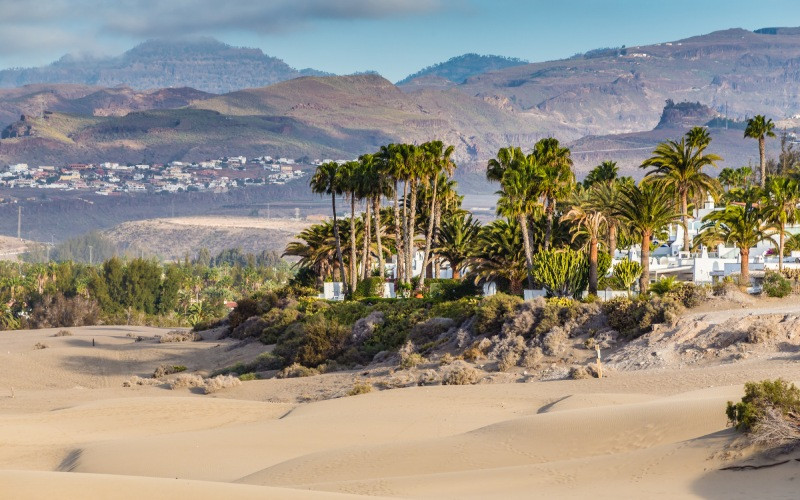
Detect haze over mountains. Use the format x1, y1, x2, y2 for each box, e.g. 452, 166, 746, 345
1, 28, 800, 180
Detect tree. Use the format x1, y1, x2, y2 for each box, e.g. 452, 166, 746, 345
496, 156, 543, 289
531, 249, 591, 298
467, 219, 528, 295
338, 160, 362, 293
762, 177, 800, 272
590, 179, 627, 258
745, 115, 776, 188
378, 144, 406, 282
486, 146, 525, 182
641, 130, 722, 254
434, 213, 480, 279
310, 162, 348, 294
613, 259, 642, 297
615, 181, 682, 294
531, 138, 574, 249
361, 153, 393, 280
418, 140, 456, 288
695, 193, 774, 286
583, 160, 618, 188
563, 187, 607, 295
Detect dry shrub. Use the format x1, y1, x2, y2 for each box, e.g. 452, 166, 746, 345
521, 347, 544, 369
27, 293, 100, 329
350, 311, 385, 344
123, 375, 161, 387
569, 366, 591, 379
408, 317, 455, 345
443, 362, 480, 385
347, 382, 373, 396
169, 373, 205, 389
439, 353, 455, 365
277, 363, 319, 378
541, 326, 568, 356
400, 352, 425, 369
159, 330, 201, 343
203, 375, 241, 394
53, 330, 72, 337
153, 364, 187, 378
33, 342, 48, 350
418, 369, 440, 386
750, 406, 800, 448
497, 351, 520, 372
747, 320, 775, 344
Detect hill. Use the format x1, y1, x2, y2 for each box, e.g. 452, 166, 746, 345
397, 53, 528, 85
0, 38, 329, 94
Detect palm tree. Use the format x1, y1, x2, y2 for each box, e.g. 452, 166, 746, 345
641, 131, 722, 254
434, 213, 480, 279
763, 176, 800, 272
338, 160, 362, 292
591, 180, 626, 258
419, 140, 456, 288
532, 138, 574, 249
309, 163, 348, 294
496, 156, 543, 289
583, 160, 618, 188
467, 219, 528, 295
563, 187, 607, 296
615, 181, 682, 294
745, 115, 776, 188
686, 126, 711, 149
719, 168, 737, 192
361, 153, 393, 280
695, 201, 773, 286
487, 146, 525, 182
378, 144, 406, 282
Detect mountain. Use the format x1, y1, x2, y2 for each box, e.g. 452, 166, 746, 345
0, 38, 330, 94
397, 54, 528, 85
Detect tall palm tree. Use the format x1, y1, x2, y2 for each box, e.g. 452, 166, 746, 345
434, 213, 480, 279
378, 144, 406, 282
744, 115, 776, 188
309, 162, 348, 294
641, 131, 722, 254
583, 160, 618, 188
591, 180, 627, 258
763, 176, 800, 272
419, 140, 456, 288
695, 200, 773, 286
532, 138, 575, 249
563, 187, 607, 296
361, 153, 393, 280
615, 181, 682, 294
496, 156, 543, 289
338, 160, 362, 293
686, 126, 711, 149
487, 146, 525, 182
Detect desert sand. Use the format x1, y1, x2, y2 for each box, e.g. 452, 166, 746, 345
2, 314, 800, 499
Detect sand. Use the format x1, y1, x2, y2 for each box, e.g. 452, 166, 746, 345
3, 312, 800, 498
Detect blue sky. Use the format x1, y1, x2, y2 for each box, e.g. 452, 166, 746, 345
2, 0, 800, 82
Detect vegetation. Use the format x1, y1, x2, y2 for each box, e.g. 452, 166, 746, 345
727, 379, 800, 447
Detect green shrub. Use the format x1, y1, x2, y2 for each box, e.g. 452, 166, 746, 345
650, 276, 680, 296
238, 372, 258, 381
668, 283, 708, 308
213, 352, 284, 376
347, 382, 373, 396
260, 307, 301, 344
400, 352, 425, 369
474, 293, 522, 336
531, 249, 589, 298
601, 295, 684, 339
229, 292, 278, 329
613, 259, 642, 294
353, 277, 384, 299
428, 279, 479, 301
726, 379, 800, 432
274, 314, 350, 368
430, 297, 478, 324
763, 271, 792, 298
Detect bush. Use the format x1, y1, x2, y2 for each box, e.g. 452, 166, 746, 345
668, 283, 708, 308
726, 379, 800, 433
27, 294, 100, 329
747, 320, 775, 344
496, 351, 520, 372
531, 249, 590, 298
763, 271, 792, 298
159, 330, 201, 343
260, 307, 301, 344
33, 342, 48, 350
650, 276, 679, 296
474, 294, 522, 336
430, 297, 478, 324
353, 277, 384, 299
153, 364, 188, 378
428, 279, 479, 301
601, 295, 684, 339
443, 362, 480, 385
347, 382, 373, 396
169, 373, 206, 390
400, 352, 425, 369
238, 372, 258, 381
228, 292, 278, 329
273, 313, 350, 368
408, 317, 454, 345
123, 375, 161, 387
277, 363, 319, 378
53, 330, 72, 337
203, 374, 242, 394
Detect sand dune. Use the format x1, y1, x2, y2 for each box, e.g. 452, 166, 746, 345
4, 323, 800, 498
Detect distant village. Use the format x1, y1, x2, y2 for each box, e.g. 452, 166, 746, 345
0, 155, 348, 196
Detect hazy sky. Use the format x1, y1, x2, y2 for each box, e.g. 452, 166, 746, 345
2, 0, 800, 81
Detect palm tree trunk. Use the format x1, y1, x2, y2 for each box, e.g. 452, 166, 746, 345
418, 176, 439, 287
609, 222, 617, 258
349, 195, 357, 293
779, 222, 785, 273
393, 180, 404, 282
362, 202, 371, 280
373, 196, 385, 281
759, 136, 766, 188
331, 194, 347, 294
519, 214, 535, 290
589, 237, 598, 296
401, 180, 409, 282
545, 198, 554, 250
740, 248, 750, 288
640, 231, 651, 294
433, 204, 442, 279
681, 190, 690, 254
407, 179, 418, 285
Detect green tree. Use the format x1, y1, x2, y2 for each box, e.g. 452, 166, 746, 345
744, 115, 776, 188
613, 258, 642, 297
434, 213, 480, 279
641, 130, 722, 254
763, 176, 800, 272
563, 187, 607, 295
531, 138, 575, 250
467, 219, 528, 295
310, 162, 348, 293
583, 160, 618, 188
419, 140, 456, 288
615, 181, 682, 294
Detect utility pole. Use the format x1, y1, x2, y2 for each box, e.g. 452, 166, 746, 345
88, 245, 93, 265
267, 203, 270, 219
17, 206, 21, 240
